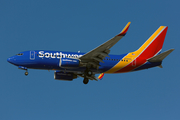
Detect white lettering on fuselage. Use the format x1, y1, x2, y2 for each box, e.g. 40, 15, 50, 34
38, 51, 82, 59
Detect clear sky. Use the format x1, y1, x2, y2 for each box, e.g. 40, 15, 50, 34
0, 0, 180, 120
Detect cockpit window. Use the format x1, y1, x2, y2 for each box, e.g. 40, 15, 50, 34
16, 53, 23, 56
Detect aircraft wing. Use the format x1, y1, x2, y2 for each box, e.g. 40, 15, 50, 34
79, 22, 131, 68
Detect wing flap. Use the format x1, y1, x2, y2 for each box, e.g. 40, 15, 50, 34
92, 57, 104, 63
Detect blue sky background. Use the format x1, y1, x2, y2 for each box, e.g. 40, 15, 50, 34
0, 0, 180, 120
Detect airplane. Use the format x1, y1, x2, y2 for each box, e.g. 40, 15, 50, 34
7, 22, 174, 84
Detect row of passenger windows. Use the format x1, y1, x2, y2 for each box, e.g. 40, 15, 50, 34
104, 58, 129, 62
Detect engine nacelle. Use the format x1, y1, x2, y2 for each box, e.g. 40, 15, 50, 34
59, 58, 80, 68
54, 71, 77, 81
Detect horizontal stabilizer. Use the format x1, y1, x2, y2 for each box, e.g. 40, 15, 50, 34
148, 49, 174, 62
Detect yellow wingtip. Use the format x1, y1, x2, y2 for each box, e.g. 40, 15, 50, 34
118, 22, 131, 36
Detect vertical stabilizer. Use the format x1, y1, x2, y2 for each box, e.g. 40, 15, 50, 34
135, 26, 168, 59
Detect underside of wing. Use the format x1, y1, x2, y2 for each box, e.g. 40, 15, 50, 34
79, 22, 131, 68
77, 73, 104, 81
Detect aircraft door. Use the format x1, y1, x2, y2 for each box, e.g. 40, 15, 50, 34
30, 51, 35, 60
132, 58, 136, 67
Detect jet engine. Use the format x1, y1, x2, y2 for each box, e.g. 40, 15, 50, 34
59, 58, 80, 68
54, 71, 77, 81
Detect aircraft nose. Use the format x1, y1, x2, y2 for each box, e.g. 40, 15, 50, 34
7, 57, 15, 64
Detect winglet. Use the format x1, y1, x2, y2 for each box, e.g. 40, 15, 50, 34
98, 73, 104, 80
118, 22, 131, 36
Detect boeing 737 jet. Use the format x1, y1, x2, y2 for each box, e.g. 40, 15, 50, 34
7, 22, 174, 84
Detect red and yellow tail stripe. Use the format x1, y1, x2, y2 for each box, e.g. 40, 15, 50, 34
105, 26, 168, 73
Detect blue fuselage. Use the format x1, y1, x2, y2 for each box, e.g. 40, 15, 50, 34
7, 50, 161, 74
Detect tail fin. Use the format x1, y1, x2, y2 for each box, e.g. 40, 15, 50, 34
135, 26, 168, 59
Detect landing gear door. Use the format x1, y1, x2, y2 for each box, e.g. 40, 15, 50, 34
30, 51, 35, 60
